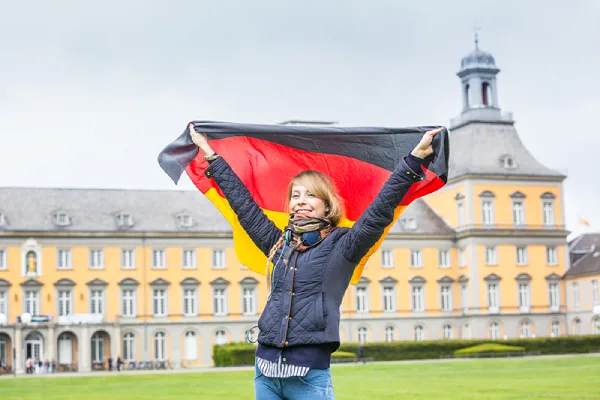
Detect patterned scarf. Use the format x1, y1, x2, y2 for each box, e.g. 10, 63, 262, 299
287, 214, 333, 253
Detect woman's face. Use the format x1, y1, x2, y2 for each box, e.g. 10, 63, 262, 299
289, 184, 327, 218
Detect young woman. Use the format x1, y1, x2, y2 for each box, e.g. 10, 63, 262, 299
190, 124, 442, 400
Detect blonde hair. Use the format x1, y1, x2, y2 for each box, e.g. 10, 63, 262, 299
265, 170, 343, 290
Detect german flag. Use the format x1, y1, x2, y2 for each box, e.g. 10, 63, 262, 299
159, 121, 449, 284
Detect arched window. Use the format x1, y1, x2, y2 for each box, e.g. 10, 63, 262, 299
123, 333, 135, 362
154, 332, 166, 361
490, 322, 500, 340
358, 327, 368, 344
464, 84, 471, 107
184, 331, 197, 361
482, 82, 492, 106
384, 326, 395, 342
414, 325, 425, 341
215, 330, 227, 345
443, 324, 453, 340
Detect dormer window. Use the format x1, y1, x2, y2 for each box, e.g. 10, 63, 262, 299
115, 212, 134, 228
177, 214, 194, 228
54, 212, 71, 227
500, 154, 516, 169
402, 218, 417, 231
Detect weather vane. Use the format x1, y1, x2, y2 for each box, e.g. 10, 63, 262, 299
474, 24, 482, 49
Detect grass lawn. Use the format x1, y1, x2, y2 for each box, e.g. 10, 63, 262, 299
1, 355, 599, 399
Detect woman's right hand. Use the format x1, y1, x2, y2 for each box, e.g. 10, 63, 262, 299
189, 123, 215, 157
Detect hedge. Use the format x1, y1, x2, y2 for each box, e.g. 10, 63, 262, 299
213, 335, 600, 366
454, 343, 525, 356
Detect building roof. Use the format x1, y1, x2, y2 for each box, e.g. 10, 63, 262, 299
0, 187, 453, 236
448, 123, 565, 181
565, 233, 600, 278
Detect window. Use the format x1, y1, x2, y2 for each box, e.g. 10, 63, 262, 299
0, 291, 7, 318
213, 288, 227, 316
542, 200, 555, 226
402, 218, 417, 230
548, 283, 560, 311
411, 286, 425, 312
183, 250, 196, 269
546, 246, 558, 266
381, 250, 393, 268
89, 249, 104, 269
502, 156, 515, 169
481, 200, 495, 225
594, 319, 600, 335
384, 326, 395, 342
551, 321, 561, 337
459, 247, 467, 267
0, 249, 6, 270
183, 289, 197, 316
519, 283, 531, 312
91, 333, 105, 363
154, 332, 166, 361
57, 249, 72, 270
152, 249, 166, 269
573, 319, 581, 335
520, 321, 532, 338
443, 324, 453, 340
356, 287, 368, 313
573, 283, 580, 309
58, 333, 73, 365
58, 290, 72, 317
438, 250, 450, 268
461, 284, 469, 314
358, 327, 368, 344
485, 246, 497, 266
212, 250, 226, 269
383, 286, 395, 312
90, 290, 104, 314
490, 322, 500, 340
153, 289, 167, 317
184, 331, 197, 361
25, 290, 39, 315
512, 201, 525, 226
440, 286, 452, 311
122, 289, 136, 317
178, 214, 194, 228
463, 324, 471, 339
410, 250, 423, 268
123, 333, 135, 362
414, 325, 425, 341
516, 246, 528, 266
215, 330, 227, 345
242, 287, 257, 315
487, 283, 499, 312
121, 249, 135, 269
592, 280, 599, 305
55, 212, 71, 226
457, 200, 465, 226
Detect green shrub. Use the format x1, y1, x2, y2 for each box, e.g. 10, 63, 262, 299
213, 343, 256, 367
454, 343, 525, 356
332, 351, 357, 359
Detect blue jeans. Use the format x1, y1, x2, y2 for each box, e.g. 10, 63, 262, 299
254, 364, 336, 399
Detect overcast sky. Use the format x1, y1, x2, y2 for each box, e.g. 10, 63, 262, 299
1, 0, 598, 238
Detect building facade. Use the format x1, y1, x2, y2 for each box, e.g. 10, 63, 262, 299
0, 40, 593, 374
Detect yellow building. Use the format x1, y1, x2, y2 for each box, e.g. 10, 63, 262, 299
0, 39, 590, 374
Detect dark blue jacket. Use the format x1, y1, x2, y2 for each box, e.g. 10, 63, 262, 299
205, 156, 424, 350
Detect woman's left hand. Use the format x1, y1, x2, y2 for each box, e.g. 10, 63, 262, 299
411, 127, 444, 159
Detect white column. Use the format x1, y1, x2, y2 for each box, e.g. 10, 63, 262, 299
111, 324, 121, 360
79, 325, 90, 372
201, 329, 213, 366
171, 327, 182, 368
14, 326, 24, 374
47, 326, 55, 362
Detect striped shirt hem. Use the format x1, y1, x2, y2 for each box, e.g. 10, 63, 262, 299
257, 356, 310, 378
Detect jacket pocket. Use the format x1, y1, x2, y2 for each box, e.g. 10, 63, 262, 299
313, 292, 326, 330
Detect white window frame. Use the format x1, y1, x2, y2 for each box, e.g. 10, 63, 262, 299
463, 324, 472, 339
91, 333, 105, 364
152, 288, 168, 317
487, 283, 499, 313
551, 321, 561, 337
490, 322, 500, 340
0, 291, 8, 320
459, 247, 467, 267
89, 249, 104, 270
121, 249, 136, 270
438, 250, 450, 269
358, 327, 368, 344
512, 200, 525, 226
58, 290, 73, 317
485, 246, 498, 266
481, 199, 495, 225
90, 289, 104, 315
518, 283, 531, 313
183, 288, 198, 317
215, 330, 227, 345
546, 246, 558, 266
154, 332, 166, 361
184, 331, 198, 361
443, 324, 453, 340
516, 246, 528, 266
411, 285, 425, 312
182, 249, 196, 270
381, 250, 394, 268
548, 282, 560, 312
410, 250, 423, 268
122, 289, 137, 317
24, 290, 40, 315
414, 325, 425, 341
461, 284, 469, 314
212, 249, 226, 269
572, 282, 580, 309
382, 285, 396, 313
242, 287, 257, 316
592, 280, 599, 305
122, 332, 135, 362
384, 326, 395, 342
0, 249, 6, 270
355, 286, 369, 313
152, 249, 166, 269
440, 285, 453, 311
57, 249, 72, 270
213, 287, 228, 316
520, 321, 532, 338
542, 200, 555, 226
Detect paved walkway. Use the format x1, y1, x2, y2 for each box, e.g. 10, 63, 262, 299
2, 353, 598, 379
